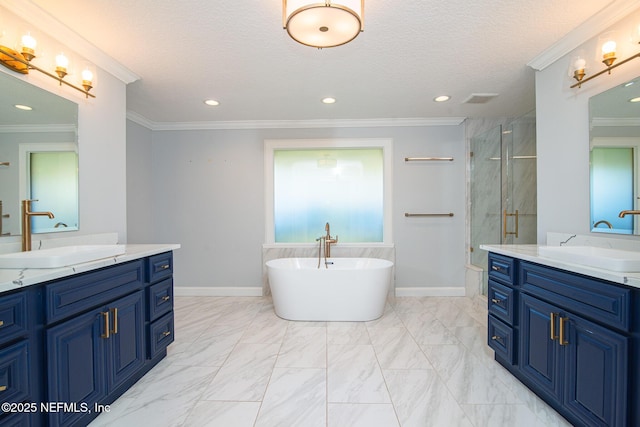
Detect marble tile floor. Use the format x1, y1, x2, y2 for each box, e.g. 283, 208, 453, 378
89, 296, 571, 427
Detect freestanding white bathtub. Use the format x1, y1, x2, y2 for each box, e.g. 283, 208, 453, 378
265, 257, 393, 321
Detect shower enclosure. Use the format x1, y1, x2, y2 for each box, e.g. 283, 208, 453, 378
470, 111, 537, 294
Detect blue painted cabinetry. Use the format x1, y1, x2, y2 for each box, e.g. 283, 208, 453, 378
0, 251, 175, 427
488, 252, 636, 427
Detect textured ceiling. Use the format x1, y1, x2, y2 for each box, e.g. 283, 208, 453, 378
29, 0, 615, 124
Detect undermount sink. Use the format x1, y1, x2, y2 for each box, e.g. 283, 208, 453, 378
538, 245, 640, 272
0, 245, 126, 269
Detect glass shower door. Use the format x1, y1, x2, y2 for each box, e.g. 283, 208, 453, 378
470, 112, 537, 295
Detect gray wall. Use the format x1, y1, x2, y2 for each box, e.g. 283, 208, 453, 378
127, 124, 466, 292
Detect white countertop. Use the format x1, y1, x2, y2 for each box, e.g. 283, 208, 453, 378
0, 244, 180, 293
480, 244, 640, 289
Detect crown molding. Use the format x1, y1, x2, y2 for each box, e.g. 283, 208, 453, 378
0, 123, 77, 133
528, 0, 640, 71
1, 0, 139, 84
126, 112, 466, 131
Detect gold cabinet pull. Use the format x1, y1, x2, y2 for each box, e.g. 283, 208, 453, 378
550, 312, 558, 341
0, 320, 4, 327
101, 311, 110, 339
491, 265, 500, 272
161, 295, 171, 302
0, 385, 7, 391
491, 298, 501, 304
160, 264, 170, 270
162, 330, 171, 338
110, 307, 118, 334
491, 335, 501, 341
559, 316, 569, 346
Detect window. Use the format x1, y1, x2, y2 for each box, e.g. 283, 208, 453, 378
265, 139, 392, 244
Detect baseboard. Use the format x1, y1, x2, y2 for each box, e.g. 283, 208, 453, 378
174, 286, 263, 297
395, 287, 466, 297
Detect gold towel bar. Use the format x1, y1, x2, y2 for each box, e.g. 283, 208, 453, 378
404, 157, 453, 162
0, 162, 9, 166
404, 213, 454, 217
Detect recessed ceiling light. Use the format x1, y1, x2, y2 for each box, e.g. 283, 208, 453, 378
14, 104, 32, 111
433, 95, 450, 102
630, 97, 640, 103
204, 99, 219, 106
322, 97, 336, 104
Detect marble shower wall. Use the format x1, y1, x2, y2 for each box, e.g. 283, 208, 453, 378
262, 245, 395, 295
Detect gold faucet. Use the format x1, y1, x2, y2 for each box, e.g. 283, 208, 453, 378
618, 210, 640, 218
324, 222, 338, 258
21, 199, 54, 251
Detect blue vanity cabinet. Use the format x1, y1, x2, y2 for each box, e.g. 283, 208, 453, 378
487, 253, 519, 365
0, 288, 42, 426
488, 252, 636, 427
145, 252, 174, 360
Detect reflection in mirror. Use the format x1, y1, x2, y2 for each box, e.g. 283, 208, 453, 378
589, 76, 640, 235
0, 71, 79, 237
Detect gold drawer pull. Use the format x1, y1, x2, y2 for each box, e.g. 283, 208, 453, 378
0, 320, 4, 327
491, 335, 503, 342
162, 331, 171, 337
550, 312, 558, 341
0, 385, 7, 391
161, 296, 171, 302
101, 312, 110, 339
110, 307, 118, 334
160, 264, 170, 270
559, 317, 569, 346
491, 265, 500, 271
491, 298, 502, 304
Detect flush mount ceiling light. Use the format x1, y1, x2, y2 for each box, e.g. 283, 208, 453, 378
204, 99, 220, 106
433, 95, 450, 102
322, 97, 336, 104
14, 104, 32, 111
283, 0, 364, 48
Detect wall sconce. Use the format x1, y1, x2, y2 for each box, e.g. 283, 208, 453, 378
0, 32, 96, 98
570, 32, 640, 89
283, 0, 364, 48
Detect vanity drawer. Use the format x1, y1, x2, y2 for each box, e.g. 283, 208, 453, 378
45, 260, 144, 324
0, 292, 28, 346
521, 261, 631, 332
0, 340, 30, 410
148, 312, 174, 359
147, 278, 173, 322
488, 280, 515, 325
488, 315, 516, 365
146, 252, 173, 284
488, 253, 516, 285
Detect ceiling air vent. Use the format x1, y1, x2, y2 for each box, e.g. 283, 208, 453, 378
462, 93, 499, 104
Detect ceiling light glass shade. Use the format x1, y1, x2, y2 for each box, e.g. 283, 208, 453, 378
283, 0, 364, 48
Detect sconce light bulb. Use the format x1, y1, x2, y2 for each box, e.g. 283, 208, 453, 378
20, 32, 36, 61
21, 32, 36, 50
81, 68, 93, 83
602, 40, 616, 55
573, 58, 586, 71
55, 53, 69, 68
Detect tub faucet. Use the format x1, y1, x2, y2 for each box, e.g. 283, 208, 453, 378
618, 210, 640, 218
325, 222, 338, 258
21, 199, 54, 251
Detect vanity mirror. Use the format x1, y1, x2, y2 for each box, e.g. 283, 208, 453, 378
0, 71, 79, 237
589, 76, 640, 235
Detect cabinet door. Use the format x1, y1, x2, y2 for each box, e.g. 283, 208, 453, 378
564, 315, 628, 427
47, 308, 107, 427
108, 291, 145, 391
519, 294, 562, 401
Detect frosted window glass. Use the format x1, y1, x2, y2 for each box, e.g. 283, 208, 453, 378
274, 148, 383, 242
